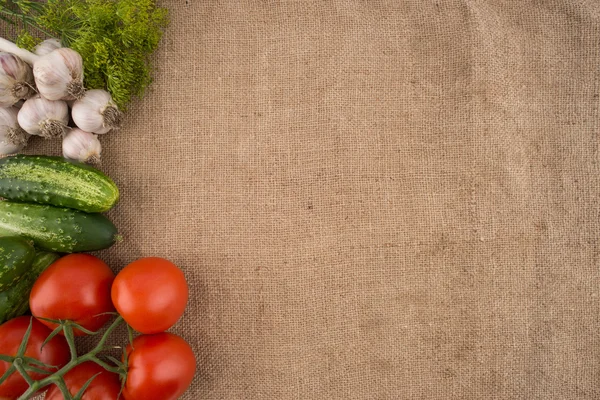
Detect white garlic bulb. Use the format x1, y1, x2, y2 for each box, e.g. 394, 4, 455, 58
71, 89, 122, 134
0, 52, 36, 107
62, 128, 101, 164
33, 48, 84, 101
33, 38, 62, 56
18, 95, 69, 139
0, 106, 29, 155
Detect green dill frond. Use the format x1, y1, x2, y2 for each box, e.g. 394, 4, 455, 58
15, 30, 40, 50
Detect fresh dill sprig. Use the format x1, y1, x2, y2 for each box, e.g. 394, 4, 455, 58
14, 29, 39, 51
1, 0, 168, 109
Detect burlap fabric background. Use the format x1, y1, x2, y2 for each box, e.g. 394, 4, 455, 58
21, 0, 600, 398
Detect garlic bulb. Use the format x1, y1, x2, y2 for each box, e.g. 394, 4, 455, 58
62, 128, 101, 164
0, 106, 29, 155
33, 48, 84, 101
33, 38, 62, 57
18, 95, 69, 139
71, 89, 122, 134
0, 52, 36, 107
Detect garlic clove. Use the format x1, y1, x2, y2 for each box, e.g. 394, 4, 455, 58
0, 52, 36, 107
71, 89, 122, 134
0, 106, 29, 155
33, 38, 62, 57
33, 48, 84, 101
62, 128, 101, 165
18, 95, 69, 139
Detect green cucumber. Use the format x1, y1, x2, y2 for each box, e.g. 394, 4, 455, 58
0, 155, 119, 213
0, 201, 119, 253
0, 236, 35, 290
0, 251, 60, 324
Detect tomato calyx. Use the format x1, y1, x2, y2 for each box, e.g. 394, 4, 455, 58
0, 315, 129, 400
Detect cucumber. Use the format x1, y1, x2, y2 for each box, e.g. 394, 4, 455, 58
0, 236, 35, 290
0, 251, 60, 324
0, 201, 119, 253
0, 155, 119, 213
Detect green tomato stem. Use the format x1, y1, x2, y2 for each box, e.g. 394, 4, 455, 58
91, 315, 124, 353
89, 358, 122, 375
12, 358, 33, 386
63, 323, 78, 361
54, 377, 73, 400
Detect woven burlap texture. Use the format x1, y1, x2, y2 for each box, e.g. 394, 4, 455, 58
23, 0, 600, 398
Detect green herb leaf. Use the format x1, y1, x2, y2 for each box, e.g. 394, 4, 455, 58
15, 29, 40, 50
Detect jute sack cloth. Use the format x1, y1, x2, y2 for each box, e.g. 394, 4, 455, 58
22, 0, 600, 398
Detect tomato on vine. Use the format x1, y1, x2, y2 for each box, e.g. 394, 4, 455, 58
0, 316, 70, 399
122, 333, 196, 400
29, 254, 115, 336
0, 255, 195, 400
111, 257, 188, 334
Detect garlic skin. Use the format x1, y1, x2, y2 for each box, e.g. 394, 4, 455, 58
0, 52, 36, 107
72, 89, 122, 134
0, 107, 29, 155
33, 38, 62, 57
62, 128, 101, 164
33, 48, 84, 101
0, 133, 23, 156
18, 95, 69, 139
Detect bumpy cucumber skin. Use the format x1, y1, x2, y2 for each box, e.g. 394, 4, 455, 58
0, 236, 35, 290
0, 201, 119, 253
0, 251, 60, 324
0, 155, 119, 213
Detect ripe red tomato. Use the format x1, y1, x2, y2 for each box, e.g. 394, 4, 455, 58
0, 316, 70, 399
111, 257, 188, 334
44, 361, 122, 400
122, 333, 196, 400
29, 254, 115, 336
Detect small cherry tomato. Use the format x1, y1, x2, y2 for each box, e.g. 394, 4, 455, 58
30, 254, 115, 336
111, 257, 188, 334
44, 361, 122, 400
0, 316, 70, 399
122, 333, 196, 400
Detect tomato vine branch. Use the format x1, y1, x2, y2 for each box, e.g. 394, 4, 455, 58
14, 315, 127, 400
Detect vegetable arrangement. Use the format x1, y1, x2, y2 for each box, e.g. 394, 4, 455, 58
0, 0, 169, 162
0, 156, 195, 399
0, 1, 196, 398
0, 255, 195, 400
0, 42, 118, 162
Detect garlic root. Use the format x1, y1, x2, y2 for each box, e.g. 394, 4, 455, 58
7, 126, 28, 146
38, 120, 67, 139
